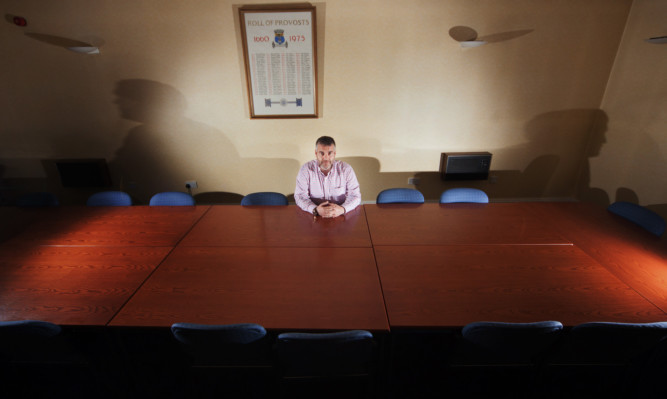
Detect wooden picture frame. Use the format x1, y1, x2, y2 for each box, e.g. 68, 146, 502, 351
239, 6, 318, 118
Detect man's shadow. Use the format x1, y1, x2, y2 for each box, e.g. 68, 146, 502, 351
111, 79, 299, 204
575, 109, 611, 206
111, 79, 241, 203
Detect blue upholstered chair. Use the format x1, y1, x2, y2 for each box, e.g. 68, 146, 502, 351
439, 188, 489, 204
275, 330, 375, 398
0, 320, 62, 339
633, 335, 667, 397
170, 322, 268, 362
241, 192, 288, 206
543, 321, 667, 397
149, 191, 195, 206
376, 188, 424, 204
0, 320, 100, 396
452, 321, 563, 396
170, 323, 270, 397
16, 192, 60, 207
462, 321, 563, 362
86, 191, 132, 206
607, 201, 666, 237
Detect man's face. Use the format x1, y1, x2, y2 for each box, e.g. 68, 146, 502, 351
315, 144, 336, 172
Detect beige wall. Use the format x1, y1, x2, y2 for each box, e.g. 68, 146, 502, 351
582, 0, 667, 222
3, 0, 660, 211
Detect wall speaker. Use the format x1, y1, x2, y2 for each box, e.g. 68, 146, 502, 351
440, 152, 492, 180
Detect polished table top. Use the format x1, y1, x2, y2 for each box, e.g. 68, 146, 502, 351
365, 203, 571, 245
375, 244, 666, 328
527, 202, 667, 314
0, 245, 171, 325
180, 205, 371, 247
1, 202, 665, 329
4, 205, 209, 247
109, 246, 389, 332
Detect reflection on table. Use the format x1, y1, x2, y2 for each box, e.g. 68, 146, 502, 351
0, 245, 171, 325
365, 203, 570, 246
110, 246, 389, 331
180, 205, 371, 247
376, 244, 665, 328
3, 206, 209, 247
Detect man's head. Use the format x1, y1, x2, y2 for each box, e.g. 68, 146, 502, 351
315, 136, 336, 172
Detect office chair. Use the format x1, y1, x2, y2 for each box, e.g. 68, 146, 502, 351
16, 192, 60, 207
86, 191, 132, 206
449, 321, 563, 397
542, 321, 667, 397
241, 192, 289, 206
607, 201, 666, 237
171, 322, 268, 363
633, 335, 667, 397
170, 323, 271, 397
275, 330, 375, 399
0, 319, 62, 340
0, 320, 101, 396
149, 191, 195, 206
376, 188, 425, 204
439, 188, 489, 204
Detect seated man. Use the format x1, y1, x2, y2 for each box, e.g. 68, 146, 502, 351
295, 136, 361, 218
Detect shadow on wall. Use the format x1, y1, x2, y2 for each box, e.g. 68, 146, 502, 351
577, 109, 611, 206
339, 154, 559, 203
412, 154, 561, 202
340, 109, 628, 204
110, 79, 299, 204
111, 79, 236, 204
576, 108, 666, 227
344, 109, 604, 202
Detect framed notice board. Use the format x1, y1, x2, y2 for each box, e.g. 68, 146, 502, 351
239, 6, 318, 118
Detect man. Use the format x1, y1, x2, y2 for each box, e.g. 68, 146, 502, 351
295, 136, 361, 218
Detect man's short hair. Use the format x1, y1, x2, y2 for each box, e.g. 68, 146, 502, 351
315, 136, 336, 148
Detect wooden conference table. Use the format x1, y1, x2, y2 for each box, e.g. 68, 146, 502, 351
0, 202, 665, 330
111, 205, 388, 331
366, 202, 666, 328
0, 206, 208, 325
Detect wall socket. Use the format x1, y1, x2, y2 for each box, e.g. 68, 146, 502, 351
185, 180, 198, 189
408, 177, 420, 185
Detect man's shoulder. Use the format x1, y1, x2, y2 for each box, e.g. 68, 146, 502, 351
299, 159, 318, 171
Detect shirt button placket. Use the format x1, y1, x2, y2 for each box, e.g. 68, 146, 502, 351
323, 174, 329, 200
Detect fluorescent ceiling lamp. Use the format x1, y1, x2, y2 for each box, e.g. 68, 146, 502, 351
460, 40, 487, 48
67, 46, 100, 54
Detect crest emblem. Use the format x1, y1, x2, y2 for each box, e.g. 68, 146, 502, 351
272, 29, 288, 48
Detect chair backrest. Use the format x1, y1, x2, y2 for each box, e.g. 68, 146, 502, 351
440, 188, 489, 204
171, 322, 267, 346
633, 335, 667, 397
86, 191, 132, 206
0, 320, 62, 340
376, 188, 425, 204
543, 321, 667, 397
16, 192, 60, 207
275, 330, 374, 377
0, 320, 98, 396
607, 201, 666, 237
564, 321, 667, 363
170, 322, 268, 365
0, 320, 64, 360
241, 192, 288, 206
462, 321, 563, 362
149, 191, 195, 206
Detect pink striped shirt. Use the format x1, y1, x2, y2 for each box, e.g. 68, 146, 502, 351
295, 160, 361, 214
